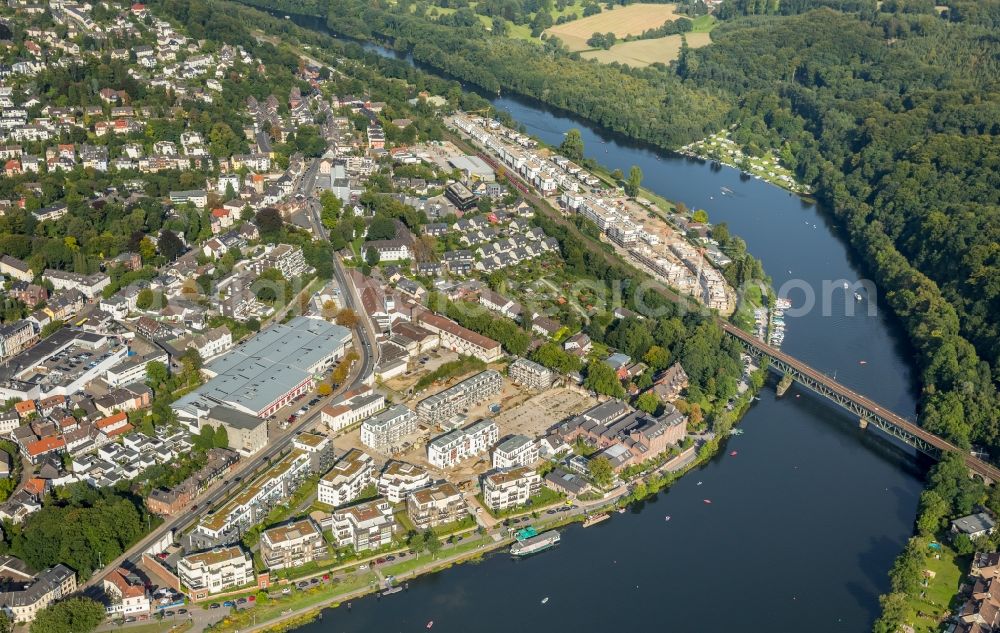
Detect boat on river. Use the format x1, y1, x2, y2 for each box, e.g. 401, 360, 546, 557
511, 530, 560, 557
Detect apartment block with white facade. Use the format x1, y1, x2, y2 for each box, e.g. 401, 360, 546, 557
318, 449, 375, 508
321, 390, 386, 432
260, 518, 327, 571
481, 466, 542, 511
427, 418, 500, 469
329, 499, 396, 552
406, 481, 467, 530
377, 460, 432, 503
177, 546, 254, 597
508, 357, 554, 391
491, 434, 539, 469
415, 370, 503, 424
360, 404, 417, 454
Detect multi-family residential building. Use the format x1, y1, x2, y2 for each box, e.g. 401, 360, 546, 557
0, 561, 77, 624
177, 546, 254, 599
321, 390, 385, 432
260, 518, 327, 571
418, 313, 502, 362
41, 269, 110, 299
508, 357, 554, 391
104, 350, 170, 388
0, 320, 37, 360
427, 419, 500, 469
200, 406, 268, 457
317, 449, 375, 508
377, 460, 431, 503
415, 370, 502, 424
407, 481, 466, 530
481, 466, 542, 512
360, 405, 417, 454
0, 255, 32, 282
247, 244, 309, 279
329, 499, 396, 552
195, 450, 313, 543
102, 567, 150, 617
491, 435, 539, 469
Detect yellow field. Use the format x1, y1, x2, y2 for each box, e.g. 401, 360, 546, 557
580, 31, 712, 67
544, 3, 683, 51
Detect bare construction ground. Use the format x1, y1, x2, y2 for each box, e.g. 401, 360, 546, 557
581, 31, 713, 67
544, 3, 683, 51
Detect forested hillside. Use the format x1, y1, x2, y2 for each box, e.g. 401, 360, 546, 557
684, 7, 1000, 449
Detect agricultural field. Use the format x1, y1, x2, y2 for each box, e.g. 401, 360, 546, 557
581, 31, 712, 67
544, 3, 684, 51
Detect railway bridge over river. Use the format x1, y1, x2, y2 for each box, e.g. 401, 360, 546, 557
721, 322, 1000, 484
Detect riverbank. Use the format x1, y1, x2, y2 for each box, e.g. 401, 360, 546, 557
679, 132, 812, 195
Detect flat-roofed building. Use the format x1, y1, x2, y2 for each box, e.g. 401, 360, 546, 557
508, 357, 554, 391
360, 405, 417, 454
415, 370, 502, 424
201, 406, 267, 457
482, 466, 541, 512
260, 519, 326, 571
177, 546, 253, 599
427, 418, 499, 469
377, 460, 431, 503
406, 481, 466, 530
318, 449, 375, 507
173, 316, 351, 427
492, 434, 538, 469
321, 391, 385, 432
329, 499, 396, 552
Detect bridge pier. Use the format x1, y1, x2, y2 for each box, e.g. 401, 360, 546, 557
859, 418, 868, 430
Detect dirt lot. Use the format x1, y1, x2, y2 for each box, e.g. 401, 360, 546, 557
544, 3, 683, 51
580, 31, 713, 67
494, 387, 596, 439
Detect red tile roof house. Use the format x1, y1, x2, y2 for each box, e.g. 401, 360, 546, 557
24, 436, 66, 464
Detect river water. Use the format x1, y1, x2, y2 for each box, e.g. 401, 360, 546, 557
286, 15, 927, 632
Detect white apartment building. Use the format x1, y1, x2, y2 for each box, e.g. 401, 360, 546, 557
419, 313, 502, 363
196, 450, 313, 542
318, 449, 375, 508
508, 357, 554, 391
42, 269, 110, 299
360, 405, 417, 454
0, 563, 77, 624
321, 391, 386, 432
377, 460, 431, 503
329, 499, 396, 552
103, 567, 150, 617
177, 547, 254, 598
427, 418, 499, 469
481, 466, 542, 512
415, 370, 503, 424
260, 519, 326, 571
492, 434, 539, 469
407, 482, 466, 530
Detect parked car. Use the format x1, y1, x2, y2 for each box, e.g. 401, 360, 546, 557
223, 600, 235, 607
209, 603, 220, 609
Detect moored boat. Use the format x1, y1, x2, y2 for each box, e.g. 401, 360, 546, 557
510, 530, 560, 557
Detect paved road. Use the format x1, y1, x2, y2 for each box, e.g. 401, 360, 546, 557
85, 258, 378, 592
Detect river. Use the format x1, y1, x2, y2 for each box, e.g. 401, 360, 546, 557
285, 15, 927, 632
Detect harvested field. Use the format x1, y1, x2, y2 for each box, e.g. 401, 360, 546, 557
581, 31, 713, 67
544, 3, 683, 51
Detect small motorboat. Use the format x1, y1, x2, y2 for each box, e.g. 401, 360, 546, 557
664, 515, 671, 521
703, 499, 712, 504
427, 622, 434, 629
541, 597, 549, 604
696, 481, 703, 486
859, 360, 867, 365
729, 450, 738, 457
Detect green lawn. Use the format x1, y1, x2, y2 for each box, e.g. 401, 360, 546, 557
901, 537, 968, 633
690, 14, 717, 32
208, 572, 379, 633
381, 537, 488, 577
